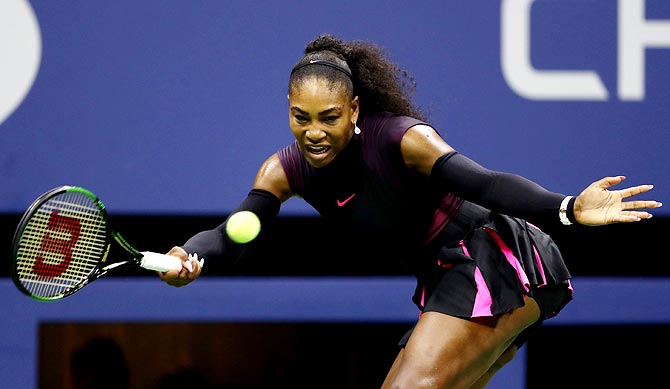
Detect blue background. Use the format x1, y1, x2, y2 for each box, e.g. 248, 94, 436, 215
1, 0, 669, 215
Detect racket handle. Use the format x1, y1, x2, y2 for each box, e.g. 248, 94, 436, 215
139, 251, 183, 272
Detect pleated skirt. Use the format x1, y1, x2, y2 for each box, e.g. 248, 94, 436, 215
406, 200, 574, 343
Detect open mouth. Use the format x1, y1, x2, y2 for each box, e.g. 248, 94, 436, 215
306, 145, 330, 154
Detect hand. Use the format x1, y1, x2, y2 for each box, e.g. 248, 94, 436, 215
158, 246, 204, 287
574, 176, 663, 226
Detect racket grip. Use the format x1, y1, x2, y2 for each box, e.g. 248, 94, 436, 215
139, 251, 183, 272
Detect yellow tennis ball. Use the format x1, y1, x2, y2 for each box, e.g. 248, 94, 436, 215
225, 210, 261, 244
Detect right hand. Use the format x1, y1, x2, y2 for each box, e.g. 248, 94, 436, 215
158, 246, 204, 287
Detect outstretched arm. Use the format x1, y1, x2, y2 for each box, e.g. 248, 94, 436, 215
160, 153, 293, 287
401, 124, 663, 227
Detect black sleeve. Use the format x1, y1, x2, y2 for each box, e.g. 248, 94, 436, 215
430, 151, 572, 227
180, 189, 281, 270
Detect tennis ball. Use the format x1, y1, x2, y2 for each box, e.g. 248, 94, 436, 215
225, 210, 261, 244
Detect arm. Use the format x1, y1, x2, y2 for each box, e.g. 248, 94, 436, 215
400, 124, 565, 226
180, 153, 292, 259
430, 151, 567, 227
400, 125, 661, 227
160, 153, 293, 287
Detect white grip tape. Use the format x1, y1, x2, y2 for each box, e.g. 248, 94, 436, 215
140, 251, 183, 272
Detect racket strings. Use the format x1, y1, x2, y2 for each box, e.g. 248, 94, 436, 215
15, 191, 107, 299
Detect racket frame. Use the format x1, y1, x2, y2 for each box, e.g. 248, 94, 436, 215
11, 186, 147, 301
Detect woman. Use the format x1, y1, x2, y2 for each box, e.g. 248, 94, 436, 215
159, 34, 661, 388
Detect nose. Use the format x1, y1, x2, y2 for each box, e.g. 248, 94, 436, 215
305, 127, 325, 143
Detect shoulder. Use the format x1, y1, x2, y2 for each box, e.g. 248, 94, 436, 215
356, 112, 430, 159
359, 112, 430, 144
400, 124, 454, 176
254, 152, 293, 202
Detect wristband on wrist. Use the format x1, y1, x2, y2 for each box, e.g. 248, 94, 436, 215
559, 196, 576, 225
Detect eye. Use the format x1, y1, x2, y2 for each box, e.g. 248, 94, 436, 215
323, 116, 339, 123
294, 114, 308, 123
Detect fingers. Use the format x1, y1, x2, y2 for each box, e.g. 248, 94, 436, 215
159, 252, 204, 288
614, 210, 654, 222
619, 184, 656, 199
622, 200, 663, 211
592, 176, 659, 203
593, 175, 625, 190
184, 253, 205, 272
593, 175, 657, 195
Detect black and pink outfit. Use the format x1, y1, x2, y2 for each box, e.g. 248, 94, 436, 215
181, 111, 574, 347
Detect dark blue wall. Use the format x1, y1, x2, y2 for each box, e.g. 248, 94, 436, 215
1, 0, 669, 215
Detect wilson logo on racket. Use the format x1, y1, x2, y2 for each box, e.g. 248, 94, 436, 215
33, 210, 81, 278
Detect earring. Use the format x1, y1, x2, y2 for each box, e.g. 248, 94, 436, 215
354, 125, 361, 135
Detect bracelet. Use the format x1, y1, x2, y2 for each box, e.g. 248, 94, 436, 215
559, 196, 574, 225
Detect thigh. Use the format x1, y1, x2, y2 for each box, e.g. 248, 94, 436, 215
383, 297, 541, 388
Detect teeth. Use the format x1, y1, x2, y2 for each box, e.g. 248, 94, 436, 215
307, 146, 327, 153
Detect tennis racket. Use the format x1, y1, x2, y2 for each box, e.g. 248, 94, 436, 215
10, 185, 183, 301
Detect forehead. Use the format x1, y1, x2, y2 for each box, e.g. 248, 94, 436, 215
289, 76, 350, 102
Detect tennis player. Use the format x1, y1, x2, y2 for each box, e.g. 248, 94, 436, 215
160, 34, 662, 387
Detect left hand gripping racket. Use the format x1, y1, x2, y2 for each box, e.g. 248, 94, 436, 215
10, 185, 182, 301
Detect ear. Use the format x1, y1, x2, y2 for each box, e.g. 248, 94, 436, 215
350, 95, 360, 123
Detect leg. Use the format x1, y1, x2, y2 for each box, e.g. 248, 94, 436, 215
468, 344, 518, 389
382, 296, 541, 388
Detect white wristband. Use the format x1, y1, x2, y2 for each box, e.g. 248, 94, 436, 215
559, 196, 573, 226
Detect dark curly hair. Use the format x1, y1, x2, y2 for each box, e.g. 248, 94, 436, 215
288, 34, 426, 121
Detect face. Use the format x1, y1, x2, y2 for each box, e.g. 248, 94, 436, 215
288, 77, 359, 168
